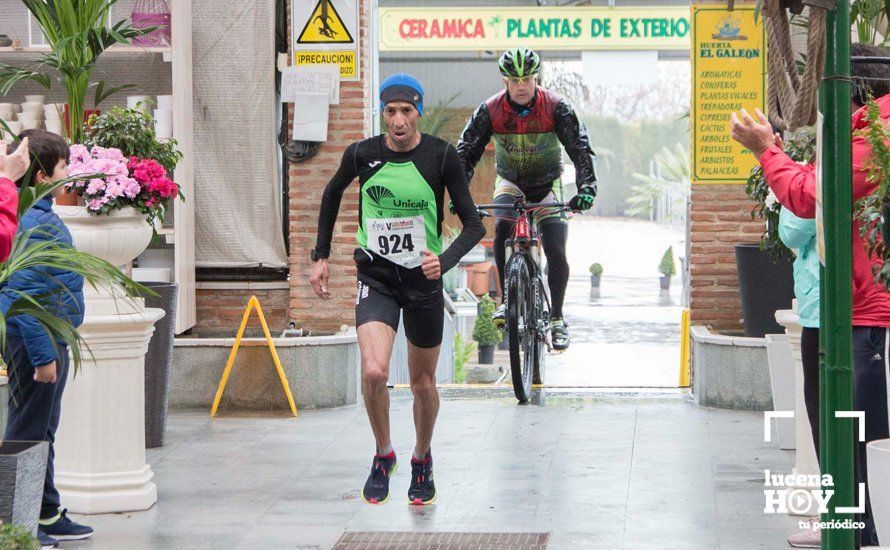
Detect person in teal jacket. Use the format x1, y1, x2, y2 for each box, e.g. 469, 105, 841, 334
778, 206, 820, 460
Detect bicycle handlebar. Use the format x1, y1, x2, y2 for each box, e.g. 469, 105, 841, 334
475, 202, 576, 217
476, 202, 572, 210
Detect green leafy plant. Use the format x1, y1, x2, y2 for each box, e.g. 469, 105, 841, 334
0, 523, 39, 550
627, 143, 690, 220
0, 0, 145, 143
851, 0, 890, 45
588, 263, 603, 276
472, 295, 502, 346
453, 332, 476, 384
84, 107, 183, 174
746, 126, 816, 258
1, 172, 152, 404
658, 246, 676, 277
856, 96, 890, 289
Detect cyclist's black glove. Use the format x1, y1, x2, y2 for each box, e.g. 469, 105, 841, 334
568, 185, 596, 212
448, 199, 455, 214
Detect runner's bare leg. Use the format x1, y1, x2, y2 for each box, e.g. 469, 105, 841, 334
408, 343, 441, 456
358, 321, 397, 452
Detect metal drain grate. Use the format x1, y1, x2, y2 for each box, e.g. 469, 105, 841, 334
333, 532, 549, 549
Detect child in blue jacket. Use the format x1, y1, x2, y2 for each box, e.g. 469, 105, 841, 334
2, 130, 93, 546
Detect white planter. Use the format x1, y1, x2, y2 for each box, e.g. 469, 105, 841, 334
775, 308, 820, 517
54, 205, 153, 267
867, 439, 890, 542
50, 205, 163, 514
54, 304, 163, 514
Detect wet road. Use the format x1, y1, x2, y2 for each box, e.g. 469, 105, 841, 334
544, 217, 685, 388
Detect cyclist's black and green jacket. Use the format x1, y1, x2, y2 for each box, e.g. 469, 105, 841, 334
314, 133, 485, 275
456, 87, 598, 202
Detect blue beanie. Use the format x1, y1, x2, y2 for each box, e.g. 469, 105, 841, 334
380, 73, 424, 116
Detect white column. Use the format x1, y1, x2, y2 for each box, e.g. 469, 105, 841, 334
776, 308, 820, 516
53, 287, 164, 514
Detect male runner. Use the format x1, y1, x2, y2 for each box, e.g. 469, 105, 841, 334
311, 73, 485, 505
457, 47, 598, 350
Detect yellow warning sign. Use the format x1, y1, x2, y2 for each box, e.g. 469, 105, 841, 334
297, 0, 354, 44
294, 50, 356, 79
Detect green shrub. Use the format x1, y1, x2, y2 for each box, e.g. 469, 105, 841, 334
472, 295, 503, 346
658, 246, 676, 277
453, 333, 476, 383
588, 263, 603, 276
84, 106, 183, 175
0, 523, 39, 550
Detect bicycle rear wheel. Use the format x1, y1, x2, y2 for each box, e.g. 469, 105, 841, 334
506, 253, 537, 403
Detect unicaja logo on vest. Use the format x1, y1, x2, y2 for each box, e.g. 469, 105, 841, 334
392, 199, 429, 209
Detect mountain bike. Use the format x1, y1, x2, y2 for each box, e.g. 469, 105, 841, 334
476, 201, 574, 403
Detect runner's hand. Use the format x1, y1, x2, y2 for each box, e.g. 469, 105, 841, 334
34, 360, 57, 384
422, 250, 441, 280
310, 258, 332, 300
568, 185, 595, 212
0, 137, 30, 182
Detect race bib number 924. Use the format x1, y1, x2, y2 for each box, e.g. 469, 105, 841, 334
367, 216, 426, 269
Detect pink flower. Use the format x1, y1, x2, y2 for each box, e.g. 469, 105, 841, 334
149, 177, 178, 199
67, 150, 177, 221
69, 144, 89, 164
85, 178, 106, 194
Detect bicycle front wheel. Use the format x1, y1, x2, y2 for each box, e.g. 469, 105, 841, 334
505, 253, 536, 403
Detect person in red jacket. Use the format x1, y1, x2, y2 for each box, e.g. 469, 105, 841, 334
731, 92, 890, 546
0, 137, 30, 261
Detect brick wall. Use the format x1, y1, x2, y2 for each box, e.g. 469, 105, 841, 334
689, 184, 763, 333
194, 287, 290, 338
288, 0, 372, 333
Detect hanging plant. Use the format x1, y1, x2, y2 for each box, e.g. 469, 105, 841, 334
855, 97, 890, 289
745, 126, 816, 258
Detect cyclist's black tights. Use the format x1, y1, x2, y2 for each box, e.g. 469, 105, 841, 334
494, 212, 569, 320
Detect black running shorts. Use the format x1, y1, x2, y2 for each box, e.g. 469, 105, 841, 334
353, 248, 444, 348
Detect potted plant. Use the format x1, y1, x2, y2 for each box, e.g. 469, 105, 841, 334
658, 246, 676, 290
589, 262, 603, 288
737, 128, 812, 337
59, 142, 182, 263
0, 0, 144, 144
472, 295, 502, 364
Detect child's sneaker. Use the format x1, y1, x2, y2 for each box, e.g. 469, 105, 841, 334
37, 531, 58, 549
39, 508, 94, 541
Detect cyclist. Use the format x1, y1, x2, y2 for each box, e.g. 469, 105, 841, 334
310, 73, 485, 506
457, 47, 598, 351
